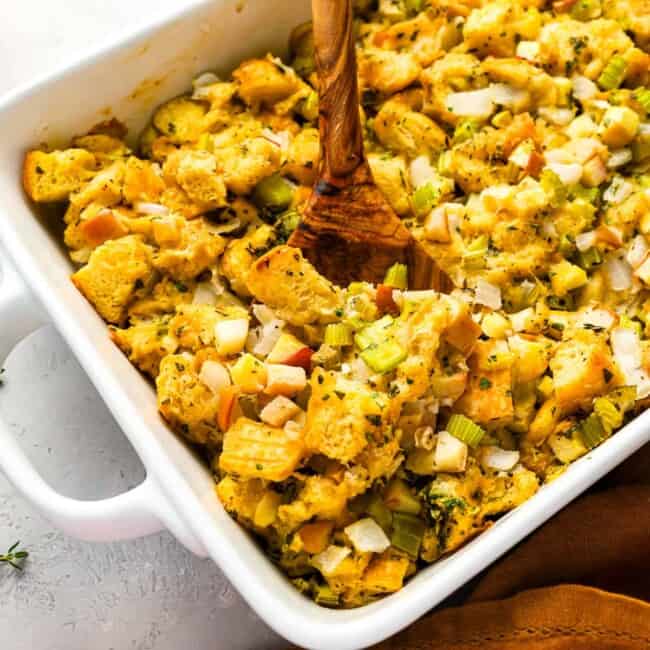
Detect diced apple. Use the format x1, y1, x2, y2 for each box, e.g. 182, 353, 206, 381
260, 396, 302, 427
265, 364, 307, 396
434, 430, 468, 473
283, 346, 313, 372
266, 332, 309, 365
214, 318, 249, 356
230, 353, 268, 393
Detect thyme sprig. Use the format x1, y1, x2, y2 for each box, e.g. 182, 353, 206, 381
0, 541, 29, 571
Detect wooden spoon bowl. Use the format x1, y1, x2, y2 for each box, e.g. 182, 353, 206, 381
289, 0, 451, 292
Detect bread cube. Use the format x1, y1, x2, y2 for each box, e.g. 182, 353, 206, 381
550, 260, 588, 297
246, 246, 343, 326
153, 96, 207, 143
599, 106, 640, 148
72, 235, 153, 324
549, 330, 613, 411
367, 153, 412, 216
233, 56, 302, 108
219, 417, 305, 481
23, 149, 97, 202
156, 354, 221, 444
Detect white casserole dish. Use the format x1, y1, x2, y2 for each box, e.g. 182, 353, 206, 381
0, 1, 649, 647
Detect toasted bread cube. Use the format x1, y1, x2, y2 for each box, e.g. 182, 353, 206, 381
550, 260, 588, 297
23, 149, 97, 202
283, 128, 320, 185
216, 475, 266, 525
123, 156, 165, 204
359, 49, 420, 94
153, 217, 226, 281
215, 137, 282, 195
233, 56, 302, 108
549, 330, 613, 411
508, 334, 552, 383
214, 318, 249, 356
265, 364, 307, 396
246, 246, 343, 326
219, 417, 304, 481
153, 96, 207, 143
111, 317, 178, 377
72, 235, 153, 324
230, 353, 268, 393
367, 153, 412, 216
156, 354, 221, 444
455, 366, 514, 425
599, 106, 640, 148
362, 555, 410, 595
174, 150, 228, 209
70, 160, 125, 209
253, 490, 283, 528
260, 396, 302, 427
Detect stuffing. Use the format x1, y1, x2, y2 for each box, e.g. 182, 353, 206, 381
23, 149, 97, 203
367, 153, 411, 216
233, 55, 303, 109
358, 49, 421, 94
549, 330, 614, 412
219, 417, 305, 481
110, 316, 178, 377
156, 354, 221, 444
246, 246, 344, 325
152, 96, 208, 143
152, 217, 226, 280
282, 128, 320, 185
71, 235, 154, 324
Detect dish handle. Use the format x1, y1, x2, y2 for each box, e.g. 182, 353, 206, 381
0, 252, 207, 555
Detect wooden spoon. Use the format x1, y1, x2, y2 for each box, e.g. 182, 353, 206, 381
288, 0, 451, 292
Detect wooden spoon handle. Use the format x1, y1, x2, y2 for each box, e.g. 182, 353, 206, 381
312, 0, 365, 181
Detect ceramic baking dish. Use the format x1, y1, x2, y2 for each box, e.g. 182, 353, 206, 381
0, 1, 649, 647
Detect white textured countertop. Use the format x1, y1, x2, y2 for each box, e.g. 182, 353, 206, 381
0, 2, 282, 649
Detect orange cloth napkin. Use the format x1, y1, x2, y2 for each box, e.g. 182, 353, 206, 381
374, 443, 650, 650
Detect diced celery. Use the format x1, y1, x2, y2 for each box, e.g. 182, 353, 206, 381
462, 235, 489, 270
275, 209, 301, 242
576, 247, 602, 270
354, 315, 395, 350
607, 385, 637, 412
446, 414, 486, 448
569, 185, 600, 205
390, 513, 425, 558
631, 140, 650, 163
253, 173, 294, 213
540, 169, 568, 208
405, 0, 425, 14
412, 183, 440, 217
384, 262, 408, 290
324, 323, 353, 347
546, 294, 575, 311
453, 119, 479, 144
300, 91, 319, 121
579, 412, 608, 449
593, 397, 623, 434
634, 88, 650, 114
367, 493, 393, 532
314, 583, 340, 607
597, 56, 627, 91
361, 341, 407, 373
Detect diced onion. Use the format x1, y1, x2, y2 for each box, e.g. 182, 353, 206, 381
133, 202, 169, 216
544, 162, 583, 185
575, 230, 597, 252
626, 235, 649, 269
571, 75, 598, 101
538, 107, 575, 126
193, 282, 218, 306
211, 218, 242, 235
515, 40, 540, 61
511, 308, 534, 332
214, 319, 249, 355
489, 83, 528, 108
481, 446, 520, 471
603, 177, 634, 205
311, 545, 351, 575
193, 71, 220, 88
435, 430, 468, 473
252, 320, 285, 357
474, 278, 502, 310
603, 254, 633, 291
344, 518, 391, 553
445, 88, 495, 119
253, 303, 279, 326
607, 149, 632, 169
199, 360, 231, 395
611, 327, 650, 399
409, 155, 436, 189
578, 307, 615, 330
261, 128, 291, 150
